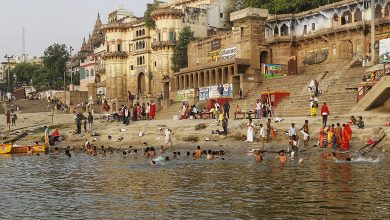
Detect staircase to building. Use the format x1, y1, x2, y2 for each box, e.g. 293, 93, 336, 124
156, 60, 369, 119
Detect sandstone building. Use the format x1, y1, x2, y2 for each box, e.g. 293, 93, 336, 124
173, 0, 390, 99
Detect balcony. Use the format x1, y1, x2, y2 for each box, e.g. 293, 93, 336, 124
151, 41, 176, 50
102, 51, 129, 60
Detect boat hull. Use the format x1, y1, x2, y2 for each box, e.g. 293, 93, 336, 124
0, 144, 13, 154
11, 145, 47, 154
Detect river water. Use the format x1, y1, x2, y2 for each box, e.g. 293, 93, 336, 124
1, 150, 389, 219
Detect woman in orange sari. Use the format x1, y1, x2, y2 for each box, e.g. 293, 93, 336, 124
341, 124, 352, 150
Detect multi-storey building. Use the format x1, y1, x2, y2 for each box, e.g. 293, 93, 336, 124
84, 0, 228, 102
172, 0, 390, 98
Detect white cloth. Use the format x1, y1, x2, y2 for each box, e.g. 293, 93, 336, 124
146, 105, 150, 114
256, 102, 261, 110
260, 127, 265, 138
246, 122, 254, 142
164, 129, 171, 144
288, 127, 297, 137
301, 130, 309, 141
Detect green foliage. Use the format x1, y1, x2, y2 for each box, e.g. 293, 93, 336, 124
224, 0, 342, 27
13, 63, 42, 85
172, 26, 194, 73
144, 0, 160, 29
42, 43, 69, 89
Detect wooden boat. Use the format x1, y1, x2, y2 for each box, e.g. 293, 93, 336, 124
11, 144, 48, 154
0, 144, 48, 154
0, 144, 13, 154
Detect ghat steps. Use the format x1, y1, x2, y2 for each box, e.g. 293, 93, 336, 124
156, 61, 369, 119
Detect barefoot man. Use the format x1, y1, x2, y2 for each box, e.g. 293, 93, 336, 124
300, 120, 310, 146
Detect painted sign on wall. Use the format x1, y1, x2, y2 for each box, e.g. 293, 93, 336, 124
177, 89, 195, 101
379, 38, 390, 64
199, 84, 233, 101
221, 47, 237, 61
263, 64, 282, 79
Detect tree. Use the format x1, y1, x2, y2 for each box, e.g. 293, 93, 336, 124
144, 0, 160, 29
225, 0, 341, 21
42, 43, 69, 89
172, 26, 194, 73
12, 62, 42, 86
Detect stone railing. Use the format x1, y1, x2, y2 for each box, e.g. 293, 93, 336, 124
102, 51, 129, 60
151, 41, 177, 50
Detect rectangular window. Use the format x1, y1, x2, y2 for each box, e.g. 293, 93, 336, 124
220, 13, 223, 18
312, 23, 315, 31
117, 44, 122, 52
240, 27, 244, 36
303, 25, 307, 34
169, 32, 175, 41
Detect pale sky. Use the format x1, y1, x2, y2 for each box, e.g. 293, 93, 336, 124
0, 0, 156, 60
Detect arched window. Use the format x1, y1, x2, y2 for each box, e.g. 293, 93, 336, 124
354, 8, 362, 22
274, 26, 279, 36
142, 56, 145, 64
341, 10, 352, 25
90, 69, 94, 77
375, 4, 383, 19
280, 24, 289, 36
142, 29, 145, 35
86, 69, 90, 77
136, 30, 139, 37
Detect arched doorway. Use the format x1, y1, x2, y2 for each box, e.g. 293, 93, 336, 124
339, 40, 353, 60
260, 51, 269, 78
341, 11, 352, 25
375, 4, 383, 19
280, 24, 289, 36
138, 72, 146, 94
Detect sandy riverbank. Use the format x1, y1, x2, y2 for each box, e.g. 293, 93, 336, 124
1, 109, 389, 154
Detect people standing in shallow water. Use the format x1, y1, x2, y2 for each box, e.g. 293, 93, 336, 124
300, 120, 310, 147
246, 118, 254, 142
255, 150, 263, 163
278, 150, 287, 163
194, 146, 202, 159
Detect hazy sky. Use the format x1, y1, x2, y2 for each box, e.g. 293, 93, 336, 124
0, 0, 156, 60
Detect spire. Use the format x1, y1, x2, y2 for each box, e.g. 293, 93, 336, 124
95, 12, 102, 28
80, 37, 87, 51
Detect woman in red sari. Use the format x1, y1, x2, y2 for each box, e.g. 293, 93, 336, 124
341, 124, 352, 150
149, 101, 156, 120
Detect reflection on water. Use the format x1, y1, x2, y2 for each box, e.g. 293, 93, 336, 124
1, 150, 389, 219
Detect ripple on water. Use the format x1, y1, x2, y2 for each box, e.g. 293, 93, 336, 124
1, 152, 390, 219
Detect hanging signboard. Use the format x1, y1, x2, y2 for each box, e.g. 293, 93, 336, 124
263, 64, 282, 79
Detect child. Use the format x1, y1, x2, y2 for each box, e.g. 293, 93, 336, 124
194, 145, 202, 158
278, 150, 287, 163
357, 116, 364, 129
255, 150, 263, 162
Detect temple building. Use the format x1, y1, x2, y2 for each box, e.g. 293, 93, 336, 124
172, 0, 390, 99
82, 0, 228, 102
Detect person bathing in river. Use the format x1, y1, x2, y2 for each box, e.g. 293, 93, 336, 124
164, 128, 173, 149
194, 146, 202, 159
255, 150, 263, 163
278, 150, 287, 163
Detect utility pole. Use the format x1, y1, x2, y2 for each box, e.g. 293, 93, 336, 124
370, 0, 375, 65
69, 46, 74, 89
4, 55, 14, 100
